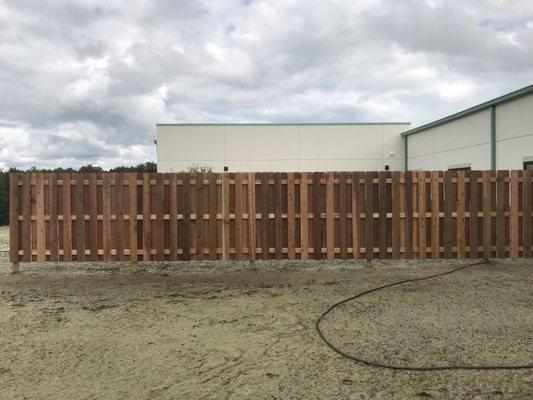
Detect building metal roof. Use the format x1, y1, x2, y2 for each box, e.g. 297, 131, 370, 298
401, 84, 533, 137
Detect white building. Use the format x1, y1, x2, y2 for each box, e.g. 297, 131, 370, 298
156, 122, 410, 172
403, 85, 533, 171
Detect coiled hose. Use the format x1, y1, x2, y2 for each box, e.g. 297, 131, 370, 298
316, 261, 533, 370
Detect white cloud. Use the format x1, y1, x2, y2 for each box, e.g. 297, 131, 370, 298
0, 0, 532, 169
437, 81, 475, 101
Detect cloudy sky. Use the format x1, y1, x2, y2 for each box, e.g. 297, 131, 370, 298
1, 0, 532, 169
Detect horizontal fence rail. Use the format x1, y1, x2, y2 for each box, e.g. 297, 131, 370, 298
8, 171, 533, 265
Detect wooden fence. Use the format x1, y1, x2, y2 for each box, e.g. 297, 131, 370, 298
8, 171, 533, 268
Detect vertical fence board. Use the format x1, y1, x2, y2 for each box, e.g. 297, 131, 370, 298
207, 174, 217, 261
194, 173, 204, 261
444, 171, 454, 258
300, 172, 309, 261
509, 170, 519, 259
456, 171, 466, 259
234, 173, 243, 259
115, 174, 125, 261
267, 173, 275, 259
417, 171, 427, 259
391, 171, 401, 259
378, 172, 388, 259
523, 171, 532, 258
247, 173, 256, 260
518, 170, 523, 259
274, 173, 283, 260
260, 173, 269, 260
152, 174, 163, 261
208, 174, 217, 261
73, 174, 85, 261
482, 171, 492, 259
30, 174, 36, 259
142, 173, 151, 261
313, 172, 323, 260
129, 173, 138, 263
287, 172, 296, 260
326, 172, 335, 260
222, 173, 230, 261
61, 173, 72, 262
49, 174, 59, 262
430, 171, 440, 259
35, 173, 45, 262
352, 172, 363, 259
404, 171, 413, 259
338, 172, 347, 259
168, 173, 178, 261
385, 171, 392, 259
496, 171, 507, 258
102, 174, 112, 261
469, 171, 480, 259
182, 174, 191, 261
365, 172, 375, 261
87, 174, 98, 261
108, 173, 116, 261
188, 174, 197, 259
9, 173, 19, 263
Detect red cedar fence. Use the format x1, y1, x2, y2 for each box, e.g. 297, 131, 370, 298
8, 171, 533, 267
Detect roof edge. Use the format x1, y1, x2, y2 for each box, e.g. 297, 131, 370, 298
401, 84, 533, 137
157, 122, 411, 127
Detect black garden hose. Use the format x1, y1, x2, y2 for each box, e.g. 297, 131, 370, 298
316, 261, 533, 371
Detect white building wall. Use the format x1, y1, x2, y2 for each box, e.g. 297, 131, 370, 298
407, 109, 491, 170
406, 91, 533, 171
495, 92, 533, 169
157, 123, 409, 172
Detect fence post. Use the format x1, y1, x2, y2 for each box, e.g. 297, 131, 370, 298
482, 170, 492, 259
235, 173, 243, 259
524, 171, 532, 259
247, 173, 256, 267
222, 173, 230, 261
430, 171, 440, 259
9, 173, 20, 273
509, 170, 519, 259
300, 172, 309, 261
364, 171, 375, 262
326, 172, 335, 260
352, 172, 362, 259
129, 172, 139, 271
287, 173, 296, 260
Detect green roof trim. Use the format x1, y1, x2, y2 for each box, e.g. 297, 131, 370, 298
401, 84, 533, 137
157, 122, 411, 126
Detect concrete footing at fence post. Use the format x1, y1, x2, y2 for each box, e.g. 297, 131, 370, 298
130, 262, 138, 273
249, 260, 256, 271
12, 263, 20, 274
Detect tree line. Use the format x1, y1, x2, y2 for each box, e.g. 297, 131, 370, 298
0, 162, 157, 226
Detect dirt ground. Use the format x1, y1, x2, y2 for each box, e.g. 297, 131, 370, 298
0, 226, 532, 399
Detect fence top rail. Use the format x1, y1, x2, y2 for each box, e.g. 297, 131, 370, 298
9, 170, 525, 175
10, 170, 526, 187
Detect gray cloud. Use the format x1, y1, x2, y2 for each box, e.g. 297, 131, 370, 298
0, 0, 532, 169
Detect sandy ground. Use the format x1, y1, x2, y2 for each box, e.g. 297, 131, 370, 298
0, 226, 532, 399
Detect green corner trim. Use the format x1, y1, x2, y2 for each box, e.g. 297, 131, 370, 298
490, 106, 496, 171
404, 136, 408, 171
